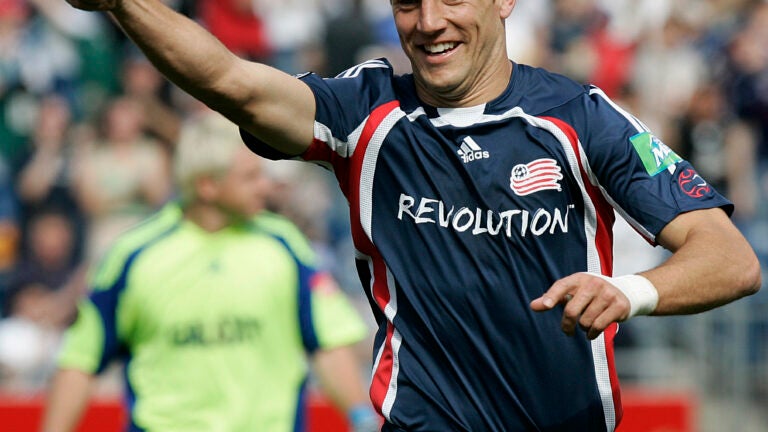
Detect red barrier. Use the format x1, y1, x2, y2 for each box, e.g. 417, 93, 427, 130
0, 386, 695, 432
618, 388, 697, 432
0, 393, 350, 432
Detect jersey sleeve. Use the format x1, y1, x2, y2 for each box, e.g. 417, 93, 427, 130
58, 206, 180, 374
57, 300, 106, 374
553, 86, 733, 243
57, 260, 131, 374
240, 59, 398, 195
307, 272, 368, 351
256, 212, 368, 353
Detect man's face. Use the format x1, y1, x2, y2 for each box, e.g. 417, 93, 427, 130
213, 148, 270, 221
392, 0, 514, 106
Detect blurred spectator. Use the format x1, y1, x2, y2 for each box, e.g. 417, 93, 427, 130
15, 93, 85, 262
256, 0, 324, 74
322, 0, 374, 77
120, 52, 181, 151
0, 0, 87, 164
0, 153, 18, 296
0, 0, 35, 163
504, 0, 551, 66
674, 83, 757, 210
356, 0, 410, 74
547, 0, 601, 72
197, 0, 271, 62
27, 0, 118, 110
0, 209, 83, 393
631, 13, 707, 139
2, 209, 82, 321
676, 84, 729, 179
72, 96, 171, 262
263, 160, 333, 249
719, 1, 768, 268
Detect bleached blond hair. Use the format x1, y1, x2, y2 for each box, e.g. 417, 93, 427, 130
173, 112, 244, 203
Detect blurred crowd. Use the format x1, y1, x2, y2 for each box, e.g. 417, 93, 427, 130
0, 0, 766, 398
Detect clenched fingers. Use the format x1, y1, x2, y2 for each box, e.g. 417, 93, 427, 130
531, 273, 632, 339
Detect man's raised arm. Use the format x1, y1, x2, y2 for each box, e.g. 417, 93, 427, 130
67, 0, 315, 156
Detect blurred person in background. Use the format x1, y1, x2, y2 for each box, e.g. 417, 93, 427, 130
42, 112, 379, 432
255, 0, 324, 74
0, 209, 83, 393
674, 81, 758, 217
0, 0, 99, 165
72, 95, 171, 262
631, 13, 707, 141
119, 51, 181, 151
720, 1, 768, 266
62, 0, 761, 430
15, 93, 85, 263
322, 0, 375, 77
196, 0, 271, 62
0, 152, 18, 299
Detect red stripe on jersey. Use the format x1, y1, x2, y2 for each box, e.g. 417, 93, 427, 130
540, 116, 615, 274
541, 116, 622, 425
368, 259, 396, 416
303, 137, 353, 199
348, 100, 400, 255
346, 100, 401, 416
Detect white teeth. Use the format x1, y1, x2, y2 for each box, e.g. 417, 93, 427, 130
424, 42, 456, 54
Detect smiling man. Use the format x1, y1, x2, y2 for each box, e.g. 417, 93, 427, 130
62, 0, 761, 431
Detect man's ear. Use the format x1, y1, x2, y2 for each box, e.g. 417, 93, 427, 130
499, 0, 516, 19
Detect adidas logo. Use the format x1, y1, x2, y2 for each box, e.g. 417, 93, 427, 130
457, 137, 490, 164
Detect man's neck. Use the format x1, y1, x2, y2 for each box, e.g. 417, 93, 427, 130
416, 58, 513, 108
183, 203, 231, 232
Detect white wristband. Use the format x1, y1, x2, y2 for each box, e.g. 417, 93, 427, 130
593, 274, 659, 318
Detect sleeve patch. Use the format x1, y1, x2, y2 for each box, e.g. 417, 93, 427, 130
630, 132, 682, 176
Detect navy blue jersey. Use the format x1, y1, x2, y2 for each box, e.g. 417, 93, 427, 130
242, 59, 731, 431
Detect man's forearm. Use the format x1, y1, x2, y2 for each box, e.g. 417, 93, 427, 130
312, 346, 371, 413
107, 0, 245, 111
644, 208, 761, 315
42, 368, 96, 432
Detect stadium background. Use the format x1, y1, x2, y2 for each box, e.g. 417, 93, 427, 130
0, 0, 767, 430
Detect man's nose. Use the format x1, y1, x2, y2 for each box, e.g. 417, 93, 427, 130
417, 0, 448, 34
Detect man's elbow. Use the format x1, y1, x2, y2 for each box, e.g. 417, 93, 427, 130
736, 254, 762, 298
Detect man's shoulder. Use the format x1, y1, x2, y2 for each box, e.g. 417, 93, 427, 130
88, 204, 182, 289
510, 63, 590, 115
305, 57, 401, 100
252, 211, 316, 266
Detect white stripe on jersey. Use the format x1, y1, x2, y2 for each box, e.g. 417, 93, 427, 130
314, 120, 365, 158
381, 267, 402, 421
589, 87, 649, 133
511, 108, 617, 432
337, 59, 390, 79
360, 251, 402, 423
587, 88, 657, 241
597, 184, 655, 242
591, 334, 617, 431
360, 108, 406, 242
406, 107, 427, 122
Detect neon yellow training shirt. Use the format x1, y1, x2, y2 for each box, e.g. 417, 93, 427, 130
58, 204, 369, 431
